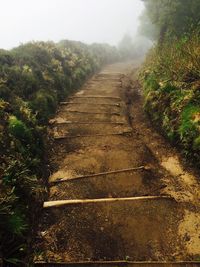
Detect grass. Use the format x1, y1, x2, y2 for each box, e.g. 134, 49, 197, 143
0, 40, 119, 265
140, 30, 200, 164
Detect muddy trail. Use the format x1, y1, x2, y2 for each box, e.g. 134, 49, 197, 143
34, 62, 200, 266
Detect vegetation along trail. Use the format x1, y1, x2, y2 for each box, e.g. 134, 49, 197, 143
34, 62, 200, 266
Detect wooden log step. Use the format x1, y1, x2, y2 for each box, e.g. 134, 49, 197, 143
99, 72, 123, 74
64, 110, 121, 116
92, 79, 121, 82
43, 196, 174, 208
34, 261, 200, 267
94, 75, 121, 78
52, 121, 126, 125
60, 102, 121, 107
50, 166, 146, 184
54, 131, 132, 140
97, 75, 122, 77
69, 96, 121, 100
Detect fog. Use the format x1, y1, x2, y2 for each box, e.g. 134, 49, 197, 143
0, 0, 144, 49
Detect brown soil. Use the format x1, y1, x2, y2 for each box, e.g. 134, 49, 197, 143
34, 62, 200, 263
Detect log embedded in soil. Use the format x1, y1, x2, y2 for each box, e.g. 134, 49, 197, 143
69, 96, 121, 100
54, 131, 132, 139
52, 121, 126, 125
51, 166, 146, 184
43, 196, 174, 208
92, 79, 121, 82
98, 72, 123, 75
34, 260, 200, 266
60, 102, 121, 107
64, 110, 121, 115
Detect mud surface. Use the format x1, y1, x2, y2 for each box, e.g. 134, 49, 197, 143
34, 62, 200, 263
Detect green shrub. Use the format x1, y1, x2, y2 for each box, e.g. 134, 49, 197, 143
178, 104, 200, 142
140, 30, 200, 164
0, 39, 119, 265
30, 90, 57, 122
144, 73, 160, 92
8, 116, 32, 142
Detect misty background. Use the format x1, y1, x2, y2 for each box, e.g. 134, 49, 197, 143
0, 0, 144, 49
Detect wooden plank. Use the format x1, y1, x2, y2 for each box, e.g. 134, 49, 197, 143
43, 196, 174, 208
54, 131, 132, 140
50, 166, 146, 184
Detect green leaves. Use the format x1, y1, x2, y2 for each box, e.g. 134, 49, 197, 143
8, 116, 32, 142
178, 104, 200, 141
141, 28, 200, 164
0, 39, 119, 264
141, 0, 200, 41
6, 213, 27, 236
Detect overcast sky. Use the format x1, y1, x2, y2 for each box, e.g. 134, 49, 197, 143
0, 0, 144, 49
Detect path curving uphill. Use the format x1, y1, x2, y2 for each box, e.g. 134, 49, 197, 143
34, 62, 200, 267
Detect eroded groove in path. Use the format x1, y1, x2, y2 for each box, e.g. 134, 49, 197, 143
34, 62, 200, 265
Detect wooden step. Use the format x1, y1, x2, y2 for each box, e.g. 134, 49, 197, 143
34, 261, 200, 267
69, 96, 121, 100
51, 121, 126, 125
60, 102, 121, 107
35, 198, 187, 261
54, 131, 132, 140
50, 166, 146, 184
43, 196, 173, 208
64, 110, 121, 115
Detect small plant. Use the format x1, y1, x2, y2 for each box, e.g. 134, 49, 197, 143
0, 39, 120, 264
8, 115, 32, 142
140, 29, 200, 164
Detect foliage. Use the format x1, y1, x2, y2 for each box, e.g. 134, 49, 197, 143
139, 0, 200, 163
8, 116, 32, 142
140, 30, 200, 163
0, 40, 119, 265
140, 0, 200, 41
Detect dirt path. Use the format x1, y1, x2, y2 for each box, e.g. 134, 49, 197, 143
34, 62, 200, 265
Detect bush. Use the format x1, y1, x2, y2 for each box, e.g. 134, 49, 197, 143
0, 39, 119, 265
140, 30, 200, 164
8, 116, 32, 142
